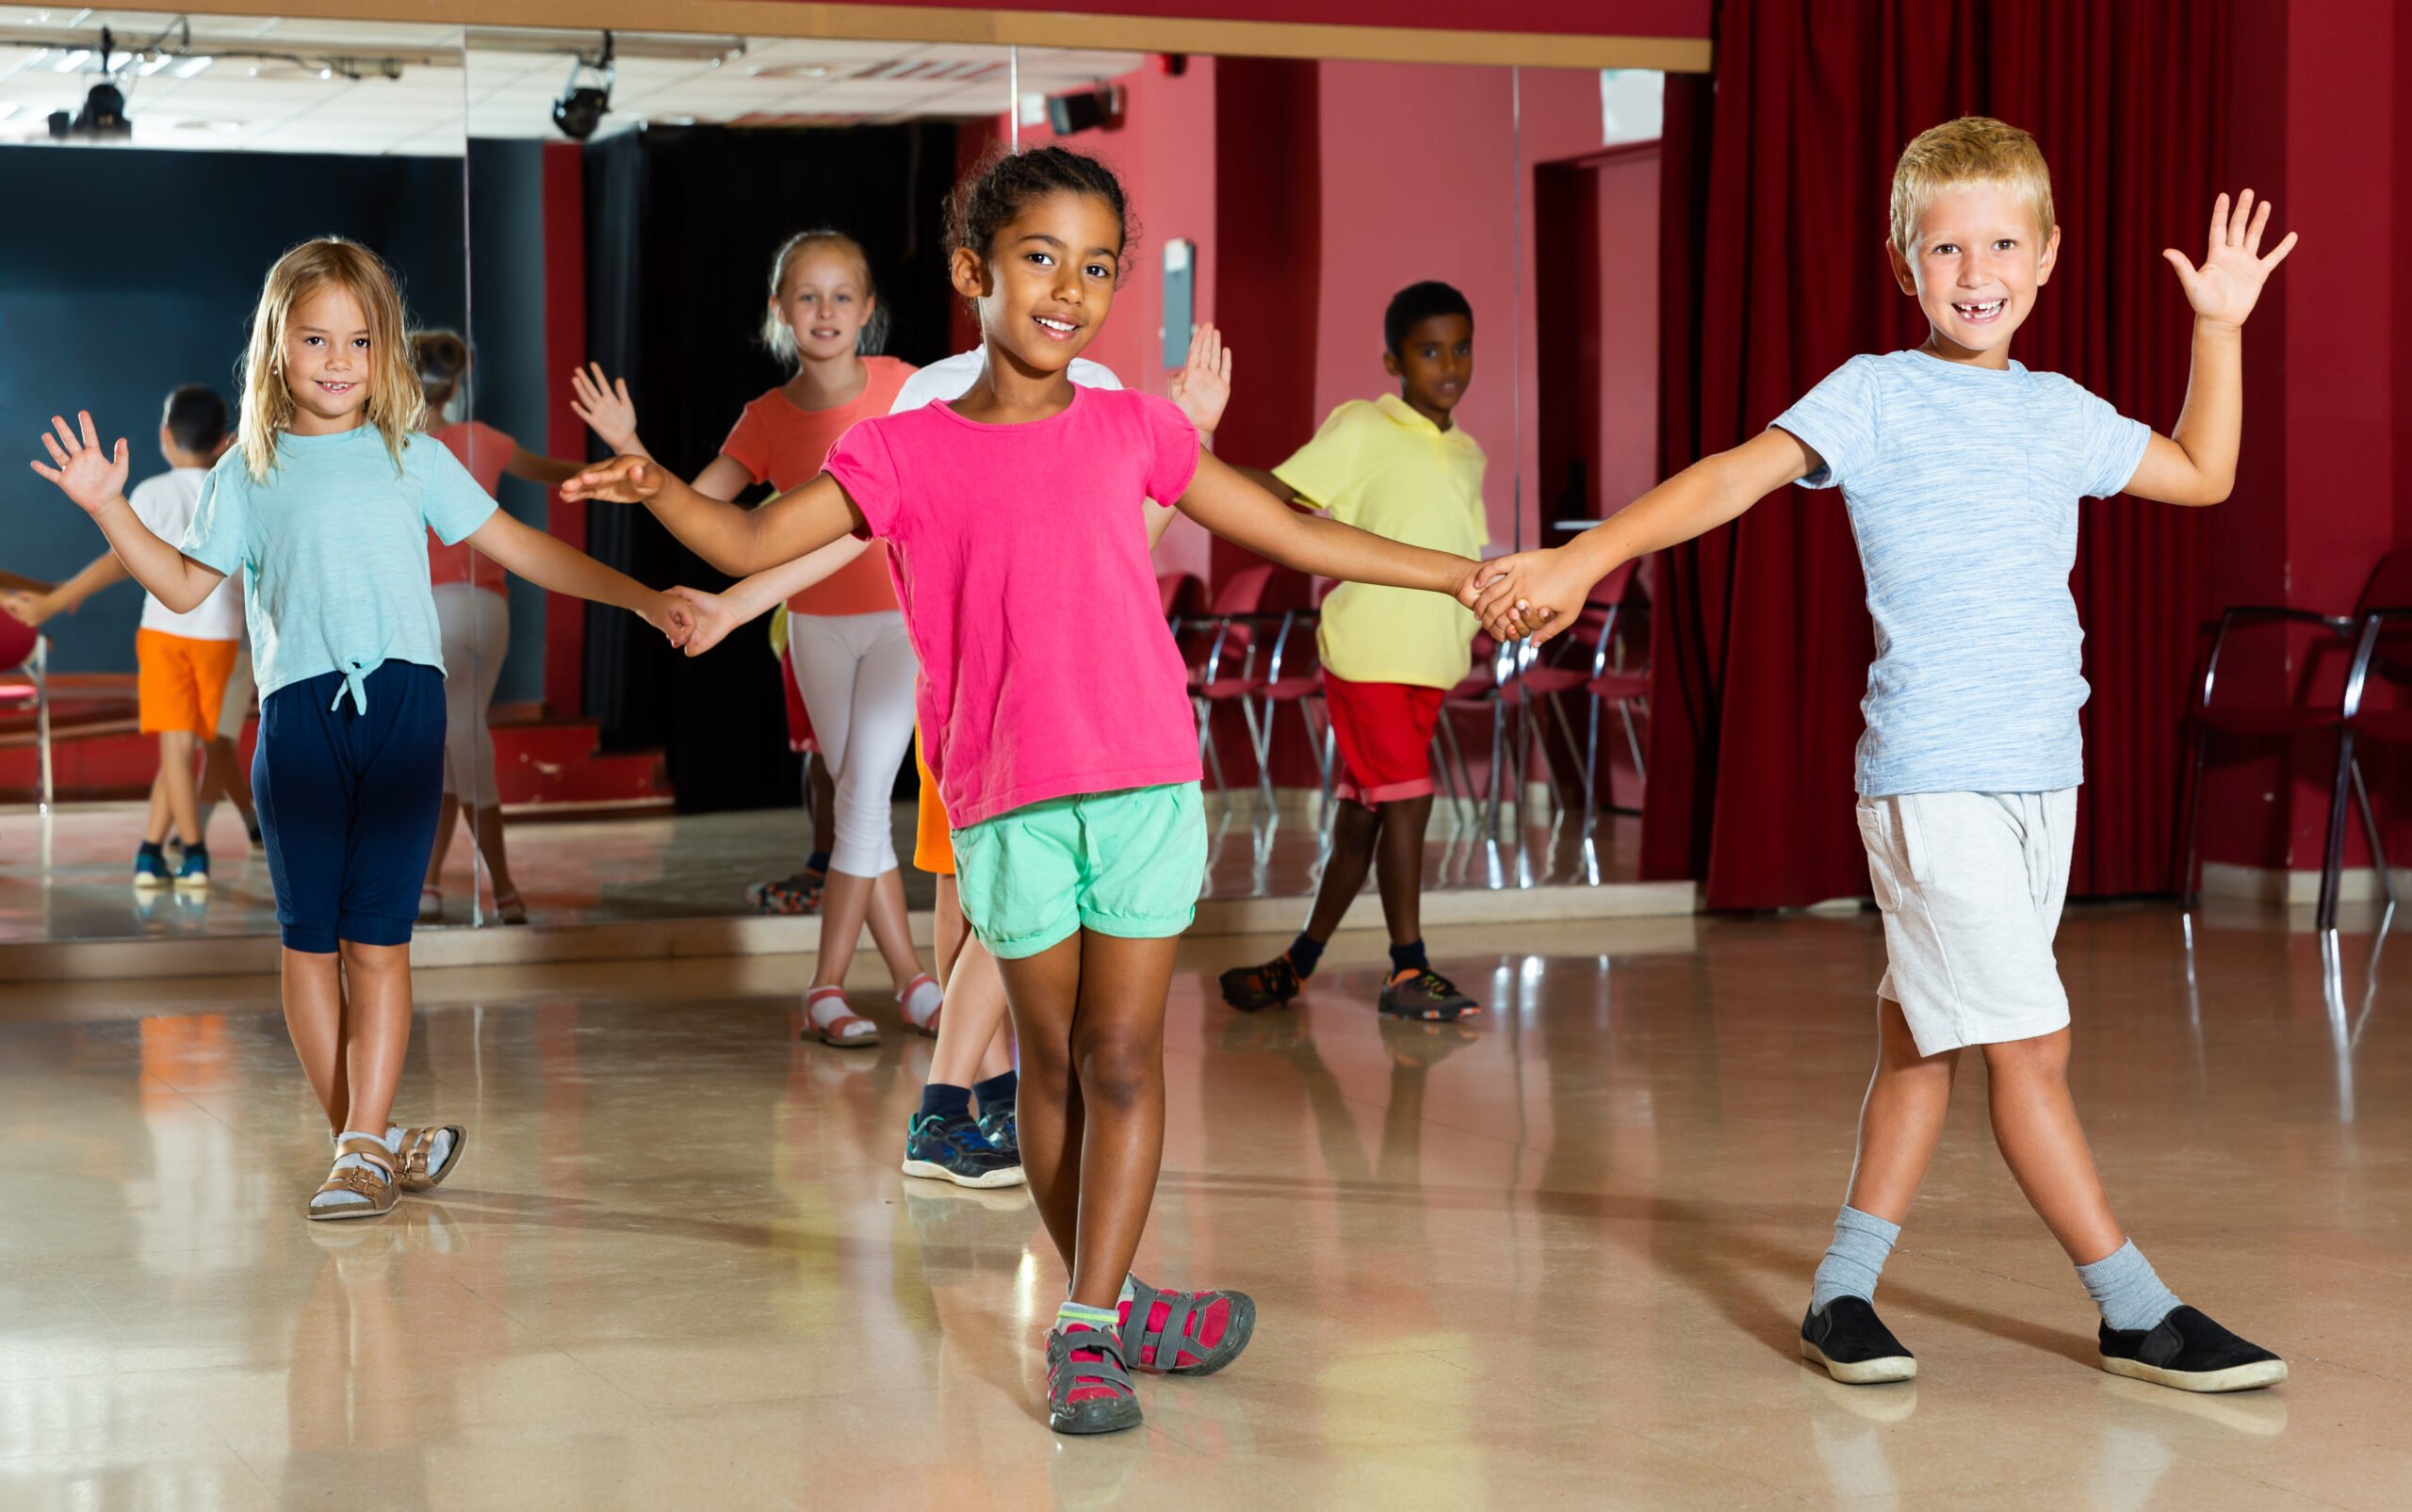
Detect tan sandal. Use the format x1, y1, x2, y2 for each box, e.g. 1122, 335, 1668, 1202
308, 1135, 399, 1221
395, 1125, 466, 1193
806, 987, 880, 1049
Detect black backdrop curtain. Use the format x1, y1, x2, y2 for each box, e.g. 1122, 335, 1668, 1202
1644, 0, 2228, 907
582, 122, 961, 812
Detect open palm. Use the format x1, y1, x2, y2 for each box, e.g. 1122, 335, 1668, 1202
570, 363, 641, 453
2164, 190, 2296, 330
1167, 322, 1231, 436
30, 412, 130, 515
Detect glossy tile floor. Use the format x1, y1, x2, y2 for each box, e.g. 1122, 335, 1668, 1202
3, 904, 2398, 1510
0, 800, 1638, 943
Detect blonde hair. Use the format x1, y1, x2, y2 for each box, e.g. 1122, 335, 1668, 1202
237, 238, 423, 480
1890, 117, 2056, 254
411, 328, 471, 415
759, 229, 888, 365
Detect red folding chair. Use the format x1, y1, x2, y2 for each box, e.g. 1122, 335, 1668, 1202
2180, 548, 2412, 926
1249, 586, 1333, 822
2324, 586, 2412, 931
0, 610, 54, 813
1175, 564, 1277, 805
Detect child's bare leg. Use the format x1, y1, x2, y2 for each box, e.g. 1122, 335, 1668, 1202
930, 933, 1009, 1088
423, 794, 460, 887
466, 805, 519, 902
1372, 793, 1434, 945
281, 948, 351, 1132
1307, 800, 1381, 942
333, 941, 413, 1139
809, 870, 878, 991
859, 869, 926, 990
1063, 934, 1177, 1308
157, 730, 202, 845
1980, 1028, 2124, 1262
999, 935, 1086, 1270
142, 768, 173, 847
199, 736, 254, 821
1843, 997, 1960, 1223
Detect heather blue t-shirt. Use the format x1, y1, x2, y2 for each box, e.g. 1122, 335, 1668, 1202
1771, 350, 2151, 797
180, 427, 497, 714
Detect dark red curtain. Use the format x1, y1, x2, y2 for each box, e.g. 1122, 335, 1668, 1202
1644, 0, 2227, 908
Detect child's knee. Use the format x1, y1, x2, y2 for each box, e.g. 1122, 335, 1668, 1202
1980, 1029, 2070, 1079
1072, 1032, 1163, 1110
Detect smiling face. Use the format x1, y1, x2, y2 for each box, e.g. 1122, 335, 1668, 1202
1384, 314, 1474, 428
1889, 184, 2061, 366
773, 247, 875, 365
953, 189, 1122, 374
281, 283, 375, 432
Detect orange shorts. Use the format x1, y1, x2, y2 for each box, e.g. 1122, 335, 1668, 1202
914, 728, 954, 876
137, 629, 239, 736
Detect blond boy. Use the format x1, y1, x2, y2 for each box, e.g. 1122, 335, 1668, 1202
1473, 118, 2292, 1392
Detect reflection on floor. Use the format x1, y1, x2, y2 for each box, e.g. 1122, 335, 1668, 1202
0, 904, 2397, 1508
0, 799, 1642, 944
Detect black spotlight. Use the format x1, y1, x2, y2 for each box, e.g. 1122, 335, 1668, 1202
1044, 85, 1121, 138
49, 81, 131, 140
552, 32, 614, 141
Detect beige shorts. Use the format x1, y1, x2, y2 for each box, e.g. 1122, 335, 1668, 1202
1856, 789, 2076, 1057
216, 648, 255, 741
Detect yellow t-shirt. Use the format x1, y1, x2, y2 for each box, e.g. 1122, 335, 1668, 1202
1274, 394, 1489, 690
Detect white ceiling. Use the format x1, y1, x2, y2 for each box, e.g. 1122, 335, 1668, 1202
0, 8, 1145, 155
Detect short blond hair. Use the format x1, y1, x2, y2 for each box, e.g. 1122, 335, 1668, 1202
1890, 117, 2055, 254
237, 238, 423, 480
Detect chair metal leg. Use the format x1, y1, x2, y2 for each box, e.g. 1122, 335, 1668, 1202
1483, 698, 1508, 838
1581, 690, 1604, 841
33, 639, 53, 816
1240, 695, 1275, 818
2177, 723, 2209, 909
1436, 713, 1475, 823
1619, 698, 1648, 783
1195, 697, 1228, 798
2350, 756, 2395, 911
2319, 728, 2356, 933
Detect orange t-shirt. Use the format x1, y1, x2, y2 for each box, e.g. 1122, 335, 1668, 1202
720, 356, 916, 615
427, 421, 515, 592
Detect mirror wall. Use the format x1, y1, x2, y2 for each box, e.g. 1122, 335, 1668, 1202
0, 11, 1669, 945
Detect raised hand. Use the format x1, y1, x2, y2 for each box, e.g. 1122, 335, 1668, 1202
663, 585, 742, 657
1166, 322, 1232, 437
30, 413, 131, 515
570, 363, 641, 453
0, 590, 44, 626
560, 455, 663, 505
2163, 190, 2296, 331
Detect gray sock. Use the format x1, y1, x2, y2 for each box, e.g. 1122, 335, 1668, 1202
2077, 1240, 2181, 1333
1810, 1204, 1901, 1312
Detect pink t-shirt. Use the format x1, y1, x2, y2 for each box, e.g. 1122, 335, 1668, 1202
823, 387, 1203, 829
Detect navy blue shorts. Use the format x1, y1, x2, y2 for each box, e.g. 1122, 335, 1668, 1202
253, 661, 446, 953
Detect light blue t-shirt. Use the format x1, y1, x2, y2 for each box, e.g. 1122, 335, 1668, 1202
180, 427, 497, 713
1771, 350, 2151, 797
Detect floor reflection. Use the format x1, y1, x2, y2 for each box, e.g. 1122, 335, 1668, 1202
0, 902, 2399, 1508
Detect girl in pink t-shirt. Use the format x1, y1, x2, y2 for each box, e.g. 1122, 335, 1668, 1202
564, 146, 1491, 1438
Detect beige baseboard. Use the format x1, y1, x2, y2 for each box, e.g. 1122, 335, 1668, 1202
2199, 863, 2412, 907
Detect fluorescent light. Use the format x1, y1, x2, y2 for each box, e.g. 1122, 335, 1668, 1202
0, 103, 17, 121
138, 53, 173, 76
52, 48, 89, 72
172, 56, 212, 77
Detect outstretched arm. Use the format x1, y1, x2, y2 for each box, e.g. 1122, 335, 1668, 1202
28, 414, 226, 615
2124, 190, 2296, 507
462, 509, 693, 644
4, 548, 128, 626
1471, 427, 1818, 645
664, 537, 872, 656
1174, 451, 1479, 599
560, 458, 864, 578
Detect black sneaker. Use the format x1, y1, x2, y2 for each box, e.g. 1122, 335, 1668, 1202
902, 1111, 1024, 1190
2098, 1306, 2286, 1392
1377, 968, 1479, 1021
976, 1097, 1019, 1160
1219, 953, 1303, 1013
1800, 1297, 1917, 1384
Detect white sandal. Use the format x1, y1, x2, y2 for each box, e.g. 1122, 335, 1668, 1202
417, 886, 443, 924
806, 986, 880, 1049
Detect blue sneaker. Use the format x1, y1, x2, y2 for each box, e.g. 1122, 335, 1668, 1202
172, 847, 210, 892
902, 1110, 1024, 1189
976, 1097, 1019, 1160
133, 847, 170, 889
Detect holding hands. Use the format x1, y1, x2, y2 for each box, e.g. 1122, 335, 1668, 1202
30, 413, 131, 516
1462, 546, 1596, 647
2164, 190, 2296, 331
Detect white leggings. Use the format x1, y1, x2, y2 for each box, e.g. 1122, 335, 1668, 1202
785, 610, 919, 877
432, 583, 509, 807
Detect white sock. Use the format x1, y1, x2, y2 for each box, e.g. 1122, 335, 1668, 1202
900, 975, 942, 1030
312, 1129, 394, 1209
807, 986, 854, 1031
385, 1123, 453, 1179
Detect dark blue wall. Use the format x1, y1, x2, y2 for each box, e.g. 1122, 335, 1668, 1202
0, 144, 465, 675
465, 136, 552, 707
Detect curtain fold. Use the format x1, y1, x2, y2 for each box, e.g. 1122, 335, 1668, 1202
1644, 0, 2227, 907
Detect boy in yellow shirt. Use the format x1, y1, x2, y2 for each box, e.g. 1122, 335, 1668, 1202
1220, 283, 1487, 1022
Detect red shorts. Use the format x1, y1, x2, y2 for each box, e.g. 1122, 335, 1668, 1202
1322, 673, 1444, 805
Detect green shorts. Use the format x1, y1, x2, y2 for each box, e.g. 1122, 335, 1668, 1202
951, 783, 1208, 959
